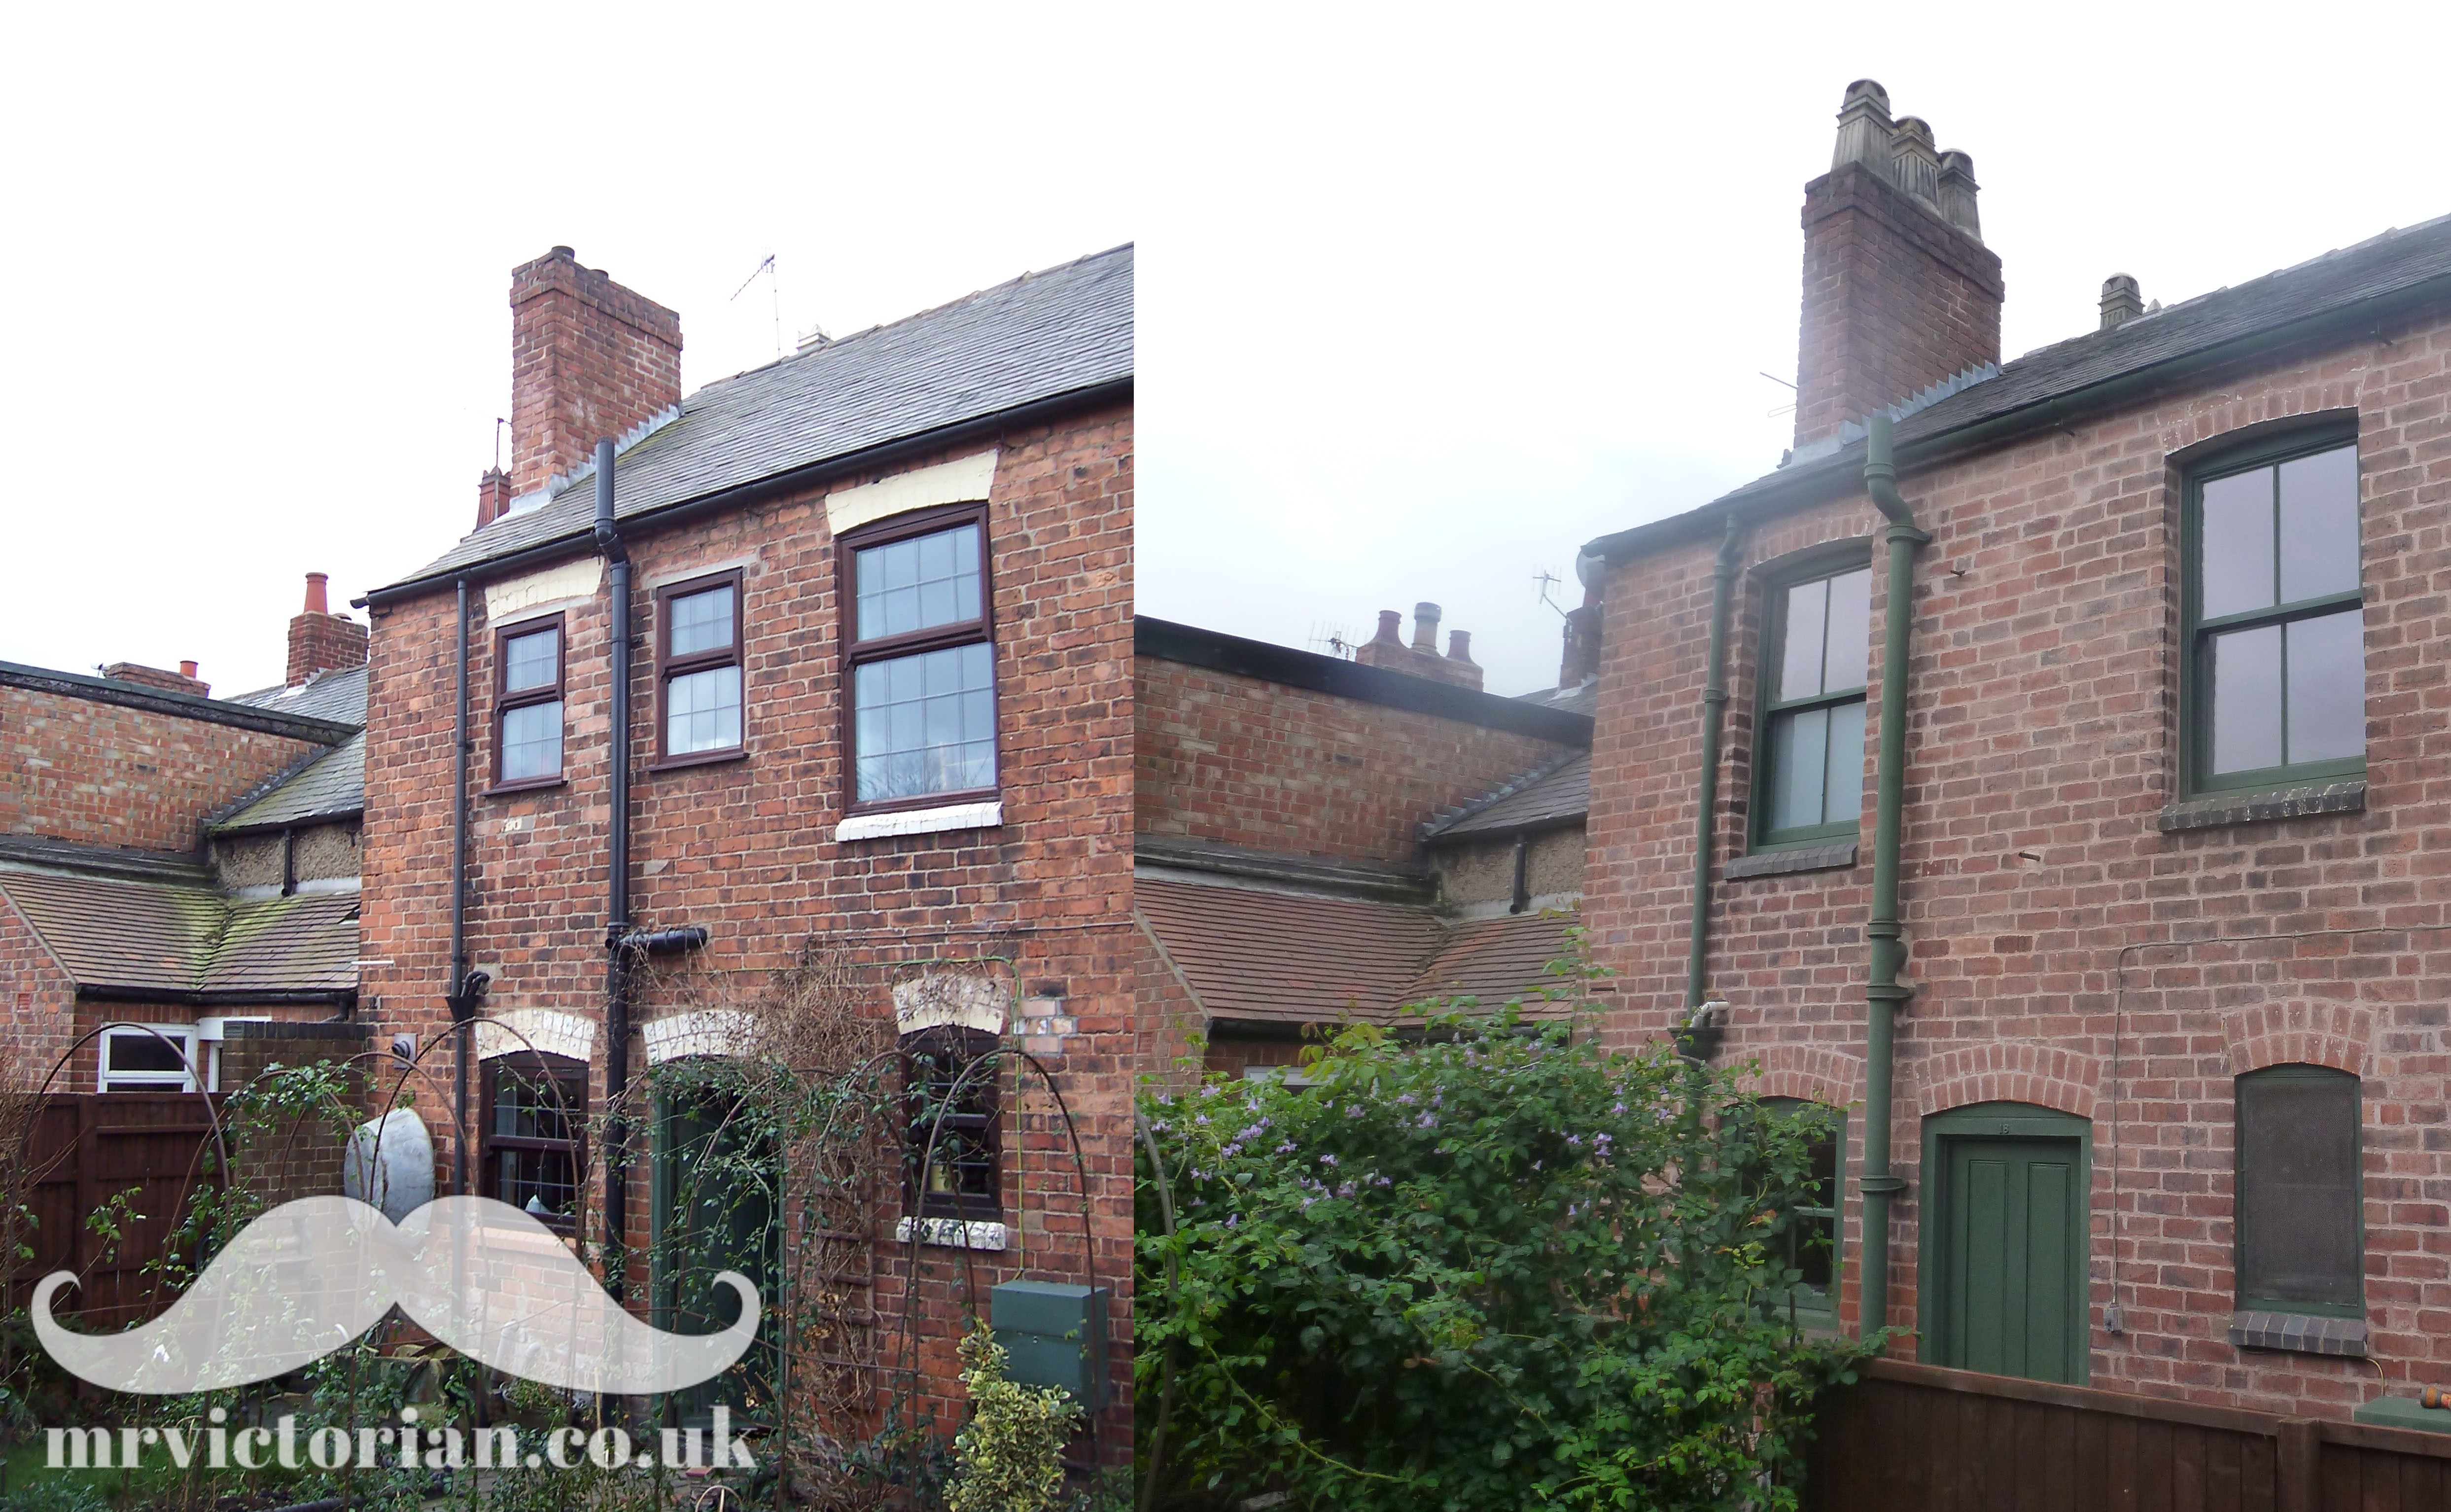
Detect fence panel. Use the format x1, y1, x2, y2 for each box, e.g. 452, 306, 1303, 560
9, 1092, 221, 1331
1804, 1359, 2451, 1512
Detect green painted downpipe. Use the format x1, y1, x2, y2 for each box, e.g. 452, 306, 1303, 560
1684, 515, 1745, 1019
1857, 413, 1927, 1344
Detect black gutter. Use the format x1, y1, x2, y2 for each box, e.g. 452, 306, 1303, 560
76, 986, 357, 1008
1583, 268, 2451, 566
360, 377, 1134, 610
1135, 617, 1595, 747
594, 437, 635, 1302
0, 662, 359, 745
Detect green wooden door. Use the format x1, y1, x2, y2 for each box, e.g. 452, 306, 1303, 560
653, 1090, 777, 1425
1942, 1137, 2084, 1384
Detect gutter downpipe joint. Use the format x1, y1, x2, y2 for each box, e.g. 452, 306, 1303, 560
1858, 413, 1926, 1347
1682, 515, 1745, 1035
593, 437, 634, 1303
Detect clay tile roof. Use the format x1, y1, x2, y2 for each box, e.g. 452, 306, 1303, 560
1135, 873, 1577, 1026
0, 871, 357, 997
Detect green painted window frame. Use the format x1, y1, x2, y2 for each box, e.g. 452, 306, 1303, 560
1748, 542, 1876, 852
2179, 428, 2365, 799
1764, 1097, 1846, 1331
1914, 1102, 2092, 1385
2234, 1063, 2365, 1320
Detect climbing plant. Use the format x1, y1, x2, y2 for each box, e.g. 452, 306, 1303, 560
1134, 949, 1885, 1512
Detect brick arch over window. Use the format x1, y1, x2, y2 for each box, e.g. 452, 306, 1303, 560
1914, 1041, 2102, 1121
1740, 1043, 1864, 1109
2224, 1003, 2374, 1078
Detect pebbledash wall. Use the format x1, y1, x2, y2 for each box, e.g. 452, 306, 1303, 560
1584, 299, 2451, 1413
358, 406, 1135, 1456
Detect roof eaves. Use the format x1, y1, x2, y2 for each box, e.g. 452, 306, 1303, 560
0, 662, 360, 745
1585, 255, 2451, 567
364, 374, 1134, 608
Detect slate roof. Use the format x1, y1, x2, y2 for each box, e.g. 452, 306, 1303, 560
1427, 753, 1591, 839
227, 665, 368, 729
1134, 873, 1575, 1026
381, 244, 1135, 594
211, 733, 365, 834
1588, 211, 2451, 562
0, 868, 358, 997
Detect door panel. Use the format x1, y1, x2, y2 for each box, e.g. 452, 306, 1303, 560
1943, 1137, 2083, 1384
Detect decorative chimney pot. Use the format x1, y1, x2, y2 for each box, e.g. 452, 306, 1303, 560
1831, 79, 1895, 177
1937, 150, 1982, 240
2100, 273, 2144, 330
1890, 117, 1941, 208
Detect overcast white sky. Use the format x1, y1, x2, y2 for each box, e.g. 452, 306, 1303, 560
5, 6, 2449, 697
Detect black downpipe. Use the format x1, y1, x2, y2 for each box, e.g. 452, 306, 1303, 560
594, 438, 633, 1300
449, 578, 472, 1195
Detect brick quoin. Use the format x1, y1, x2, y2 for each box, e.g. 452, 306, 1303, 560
1585, 301, 2451, 1419
362, 403, 1135, 1460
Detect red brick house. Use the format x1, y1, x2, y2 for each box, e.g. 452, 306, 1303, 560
1578, 79, 2451, 1421
1, 583, 373, 1093
354, 245, 1132, 1458
1134, 609, 1593, 1079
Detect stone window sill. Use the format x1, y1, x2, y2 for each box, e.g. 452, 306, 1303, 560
1725, 842, 1857, 880
2158, 780, 2365, 834
2229, 1308, 2367, 1357
836, 798, 1003, 843
895, 1216, 1008, 1251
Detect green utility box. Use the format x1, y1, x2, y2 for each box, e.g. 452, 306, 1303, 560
2352, 1395, 2451, 1434
990, 1281, 1109, 1409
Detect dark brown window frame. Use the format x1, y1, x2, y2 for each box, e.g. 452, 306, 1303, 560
488, 613, 567, 795
480, 1051, 590, 1235
837, 501, 999, 816
651, 569, 748, 771
901, 1024, 1003, 1222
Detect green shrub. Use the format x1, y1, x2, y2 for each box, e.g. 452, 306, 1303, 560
948, 1321, 1081, 1512
1135, 974, 1883, 1511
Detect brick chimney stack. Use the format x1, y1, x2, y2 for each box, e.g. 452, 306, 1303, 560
1354, 601, 1485, 691
473, 467, 516, 533
507, 246, 683, 497
1793, 80, 2003, 450
2100, 274, 2144, 331
105, 662, 210, 697
287, 571, 369, 687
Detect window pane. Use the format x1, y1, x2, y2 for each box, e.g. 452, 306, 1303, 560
493, 1067, 583, 1142
854, 641, 997, 803
667, 665, 743, 754
1822, 697, 1867, 826
108, 1032, 189, 1074
1769, 705, 1829, 832
2278, 445, 2359, 605
1776, 578, 1828, 702
669, 586, 735, 658
504, 628, 560, 693
2209, 626, 2281, 775
2239, 1070, 2361, 1309
501, 699, 563, 781
2199, 468, 2276, 620
1822, 568, 1872, 694
856, 524, 983, 642
2285, 609, 2364, 766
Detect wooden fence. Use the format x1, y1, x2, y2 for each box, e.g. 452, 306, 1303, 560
9, 1092, 222, 1330
1804, 1358, 2451, 1512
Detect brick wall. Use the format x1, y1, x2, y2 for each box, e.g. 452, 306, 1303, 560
1583, 305, 2451, 1417
218, 1021, 372, 1207
0, 900, 76, 1090
1135, 657, 1574, 865
360, 399, 1134, 1457
1, 685, 323, 852
1794, 161, 2002, 448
